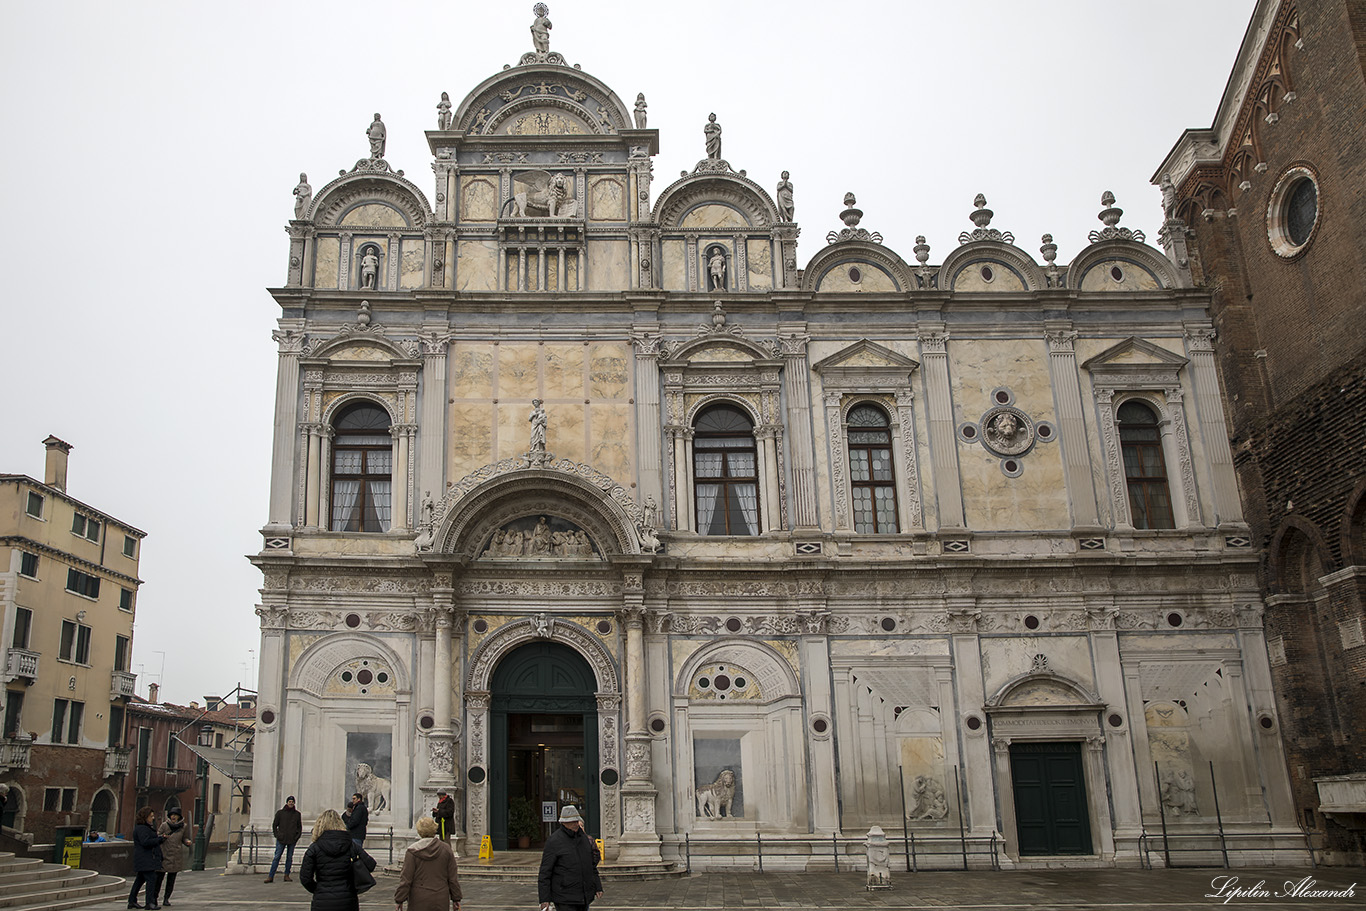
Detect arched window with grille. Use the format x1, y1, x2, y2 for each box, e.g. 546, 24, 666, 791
330, 402, 393, 532
847, 404, 898, 533
693, 404, 760, 536
1118, 400, 1174, 529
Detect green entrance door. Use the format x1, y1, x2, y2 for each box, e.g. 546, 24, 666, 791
490, 642, 599, 850
1010, 741, 1093, 855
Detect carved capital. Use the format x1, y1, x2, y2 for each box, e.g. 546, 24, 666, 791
273, 329, 308, 354
1045, 329, 1078, 354
465, 691, 491, 712
1184, 327, 1217, 352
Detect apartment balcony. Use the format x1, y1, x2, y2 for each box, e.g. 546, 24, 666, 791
4, 647, 40, 682
134, 765, 195, 792
1, 735, 33, 772
111, 670, 137, 699
104, 745, 133, 778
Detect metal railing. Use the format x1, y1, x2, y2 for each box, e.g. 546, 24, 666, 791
681, 831, 1001, 873
233, 825, 397, 868
135, 764, 196, 791
1139, 760, 1318, 869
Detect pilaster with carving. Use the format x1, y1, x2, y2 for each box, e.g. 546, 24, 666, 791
919, 328, 964, 529
1183, 326, 1243, 526
464, 691, 490, 844
269, 327, 307, 528
1162, 386, 1203, 527
776, 333, 819, 528
632, 333, 666, 523
1045, 325, 1103, 529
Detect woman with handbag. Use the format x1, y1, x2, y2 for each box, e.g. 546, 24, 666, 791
394, 817, 461, 911
300, 809, 377, 911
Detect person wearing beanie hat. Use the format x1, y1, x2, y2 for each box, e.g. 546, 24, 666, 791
156, 808, 192, 905
537, 805, 602, 911
266, 796, 303, 883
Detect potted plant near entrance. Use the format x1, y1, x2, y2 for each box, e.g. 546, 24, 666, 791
508, 797, 539, 849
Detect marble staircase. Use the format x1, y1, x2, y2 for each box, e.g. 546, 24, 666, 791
0, 852, 126, 911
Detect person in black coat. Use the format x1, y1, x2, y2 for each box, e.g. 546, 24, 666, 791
301, 808, 376, 911
431, 791, 455, 842
265, 796, 303, 882
537, 805, 602, 911
128, 806, 166, 910
342, 793, 368, 847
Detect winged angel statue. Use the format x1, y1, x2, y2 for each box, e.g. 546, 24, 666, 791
501, 170, 577, 218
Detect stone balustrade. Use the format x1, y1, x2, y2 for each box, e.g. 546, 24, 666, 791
1, 736, 33, 772
111, 669, 137, 699
4, 647, 40, 680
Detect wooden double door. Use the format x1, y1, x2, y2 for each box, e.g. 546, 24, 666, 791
1009, 741, 1093, 855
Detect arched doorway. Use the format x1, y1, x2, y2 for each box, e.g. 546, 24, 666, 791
490, 642, 598, 849
90, 789, 116, 833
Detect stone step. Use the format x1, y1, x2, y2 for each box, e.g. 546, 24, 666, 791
0, 863, 79, 887
0, 872, 126, 911
0, 855, 44, 873
458, 862, 685, 882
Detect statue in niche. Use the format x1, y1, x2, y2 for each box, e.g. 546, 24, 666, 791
707, 247, 728, 292
908, 775, 948, 820
436, 92, 453, 130
530, 3, 552, 54
1160, 767, 1198, 816
532, 612, 555, 638
528, 399, 548, 451
633, 93, 647, 129
695, 769, 738, 818
366, 113, 387, 159
704, 112, 722, 159
292, 173, 312, 219
354, 762, 391, 813
359, 249, 380, 290
776, 171, 794, 222
528, 516, 552, 555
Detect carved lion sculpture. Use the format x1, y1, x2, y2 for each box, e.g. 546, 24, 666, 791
355, 762, 391, 813
695, 768, 738, 819
501, 170, 576, 218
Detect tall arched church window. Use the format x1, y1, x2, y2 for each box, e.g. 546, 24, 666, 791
847, 404, 898, 533
693, 405, 759, 536
1118, 401, 1173, 530
331, 403, 393, 532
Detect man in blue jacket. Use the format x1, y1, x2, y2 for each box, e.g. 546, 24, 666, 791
537, 805, 602, 911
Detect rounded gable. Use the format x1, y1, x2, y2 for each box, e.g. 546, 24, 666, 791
311, 172, 433, 229
453, 63, 632, 136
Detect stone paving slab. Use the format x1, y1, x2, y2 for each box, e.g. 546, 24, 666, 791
106, 866, 1363, 911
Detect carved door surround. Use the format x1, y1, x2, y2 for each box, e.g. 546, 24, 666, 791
1081, 338, 1201, 531
464, 617, 622, 850
812, 339, 923, 534
985, 672, 1114, 861
661, 333, 786, 534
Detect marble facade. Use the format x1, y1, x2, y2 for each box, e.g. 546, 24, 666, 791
250, 14, 1303, 869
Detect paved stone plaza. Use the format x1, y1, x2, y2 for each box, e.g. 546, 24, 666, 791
105, 866, 1362, 911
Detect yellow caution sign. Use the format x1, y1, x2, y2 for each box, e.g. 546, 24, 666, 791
62, 835, 83, 869
478, 834, 493, 863
595, 838, 605, 863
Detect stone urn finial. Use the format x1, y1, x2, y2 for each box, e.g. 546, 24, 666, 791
1098, 190, 1123, 227
840, 193, 863, 227
969, 194, 993, 228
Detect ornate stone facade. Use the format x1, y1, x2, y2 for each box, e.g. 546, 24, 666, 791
250, 9, 1301, 871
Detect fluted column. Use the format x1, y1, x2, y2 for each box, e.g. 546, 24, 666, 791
1184, 326, 1245, 526
391, 425, 410, 532
756, 427, 780, 533
919, 327, 965, 530
777, 333, 819, 528
1045, 325, 1102, 529
419, 334, 448, 511
632, 334, 665, 519
268, 327, 305, 528
304, 425, 323, 528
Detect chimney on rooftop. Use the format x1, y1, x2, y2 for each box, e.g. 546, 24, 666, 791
148, 682, 160, 703
43, 435, 72, 492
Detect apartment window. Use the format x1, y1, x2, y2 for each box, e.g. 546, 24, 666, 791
52, 699, 84, 744
693, 404, 760, 536
12, 608, 32, 649
1118, 400, 1175, 530
330, 402, 394, 533
71, 513, 101, 543
215, 733, 224, 749
59, 620, 92, 664
43, 788, 77, 812
19, 551, 39, 578
65, 568, 100, 599
114, 635, 130, 672
123, 535, 137, 558
108, 705, 124, 748
241, 785, 251, 816
25, 491, 44, 518
211, 783, 222, 814
166, 733, 177, 767
847, 404, 899, 533
119, 588, 134, 612
4, 690, 23, 738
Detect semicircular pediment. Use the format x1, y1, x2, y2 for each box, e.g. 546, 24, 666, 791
938, 241, 1045, 293
454, 64, 632, 135
1068, 239, 1177, 291
987, 671, 1101, 709
654, 174, 777, 229
802, 241, 912, 293
311, 174, 432, 229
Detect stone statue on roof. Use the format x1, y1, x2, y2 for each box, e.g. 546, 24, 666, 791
436, 92, 453, 130
776, 171, 794, 221
634, 93, 648, 129
530, 3, 552, 54
292, 173, 312, 220
367, 114, 386, 159
704, 113, 722, 159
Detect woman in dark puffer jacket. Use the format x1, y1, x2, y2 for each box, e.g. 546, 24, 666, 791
301, 808, 377, 911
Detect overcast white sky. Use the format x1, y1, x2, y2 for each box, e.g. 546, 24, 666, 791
0, 1, 1253, 705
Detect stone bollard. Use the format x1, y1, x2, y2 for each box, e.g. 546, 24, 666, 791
865, 825, 891, 890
